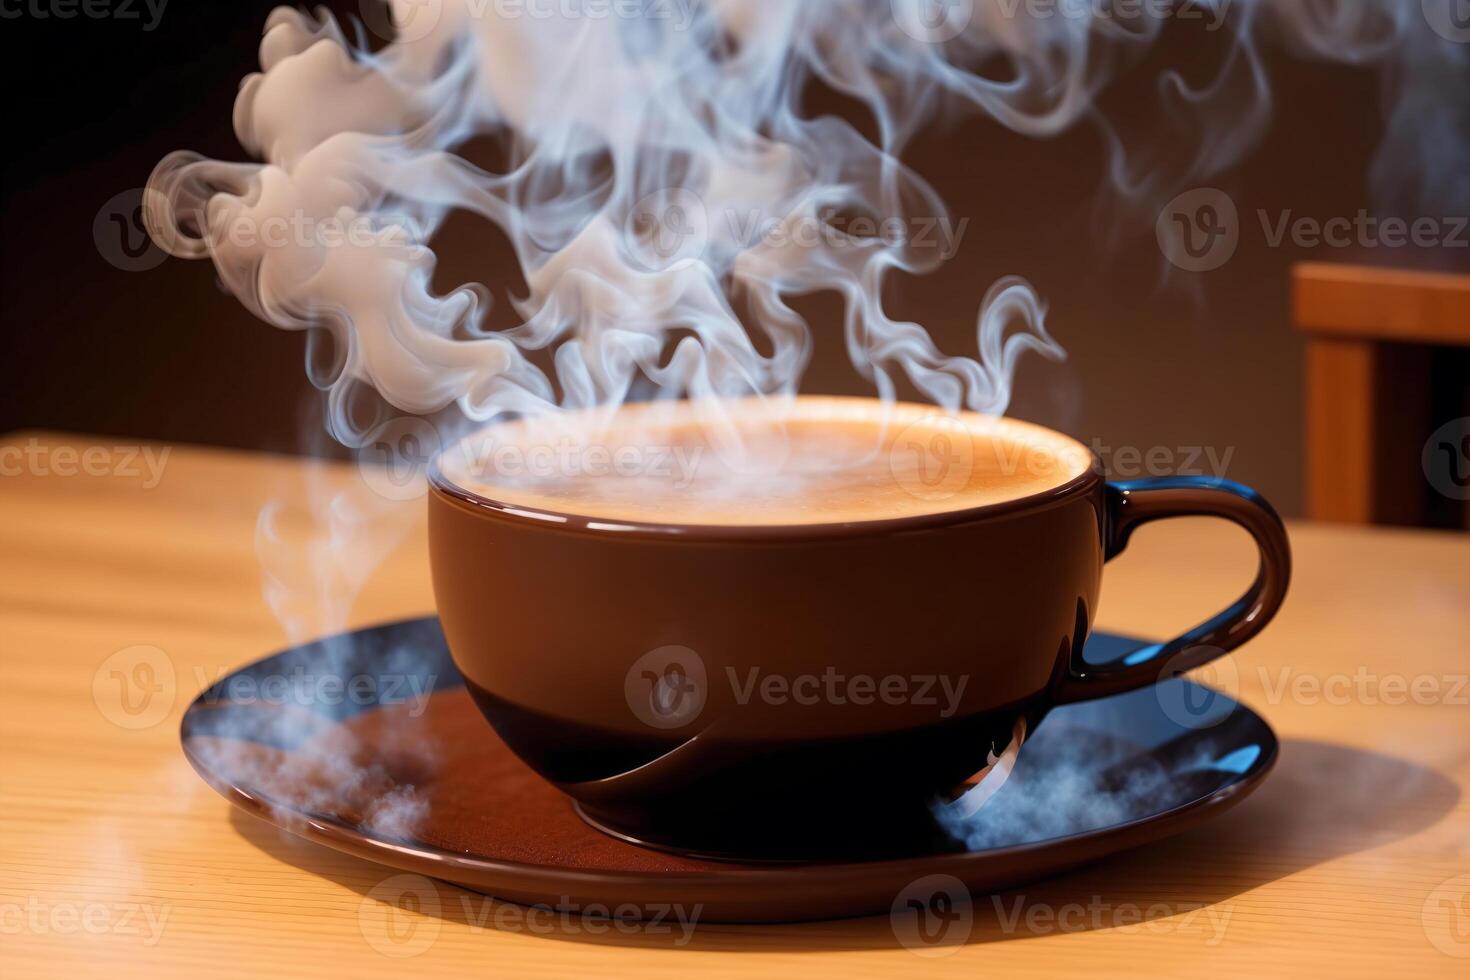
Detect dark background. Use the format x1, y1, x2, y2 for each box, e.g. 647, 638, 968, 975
3, 2, 1468, 516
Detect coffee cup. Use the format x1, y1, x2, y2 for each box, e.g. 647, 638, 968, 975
428, 396, 1290, 859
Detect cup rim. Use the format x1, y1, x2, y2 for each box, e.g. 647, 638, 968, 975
428, 396, 1103, 541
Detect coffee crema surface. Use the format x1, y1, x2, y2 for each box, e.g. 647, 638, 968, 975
437, 397, 1093, 526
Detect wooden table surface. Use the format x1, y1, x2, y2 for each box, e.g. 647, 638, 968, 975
2, 431, 1467, 978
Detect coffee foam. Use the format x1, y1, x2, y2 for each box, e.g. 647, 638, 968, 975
437, 397, 1093, 527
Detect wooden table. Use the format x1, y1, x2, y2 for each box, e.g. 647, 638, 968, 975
3, 432, 1467, 978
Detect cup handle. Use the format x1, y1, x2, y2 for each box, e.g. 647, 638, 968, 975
1052, 476, 1292, 705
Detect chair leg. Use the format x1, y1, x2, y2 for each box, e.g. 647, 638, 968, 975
1304, 337, 1432, 525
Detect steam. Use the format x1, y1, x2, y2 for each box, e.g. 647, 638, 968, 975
177, 430, 439, 841
187, 669, 436, 841
152, 2, 1463, 845
143, 0, 1088, 445
242, 459, 436, 839
936, 722, 1189, 850
144, 3, 1465, 446
935, 712, 1249, 850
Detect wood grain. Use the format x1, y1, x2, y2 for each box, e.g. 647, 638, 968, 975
2, 432, 1468, 978
1303, 337, 1377, 524
1293, 263, 1470, 346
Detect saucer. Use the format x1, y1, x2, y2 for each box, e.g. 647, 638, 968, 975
180, 617, 1277, 923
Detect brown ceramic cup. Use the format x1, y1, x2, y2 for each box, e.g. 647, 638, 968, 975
428, 399, 1290, 859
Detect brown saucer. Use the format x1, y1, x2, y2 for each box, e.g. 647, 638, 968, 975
180, 617, 1276, 923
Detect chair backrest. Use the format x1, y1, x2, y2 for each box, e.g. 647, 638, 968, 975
1292, 263, 1470, 529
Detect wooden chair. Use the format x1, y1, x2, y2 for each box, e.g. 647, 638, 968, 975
1292, 262, 1470, 529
